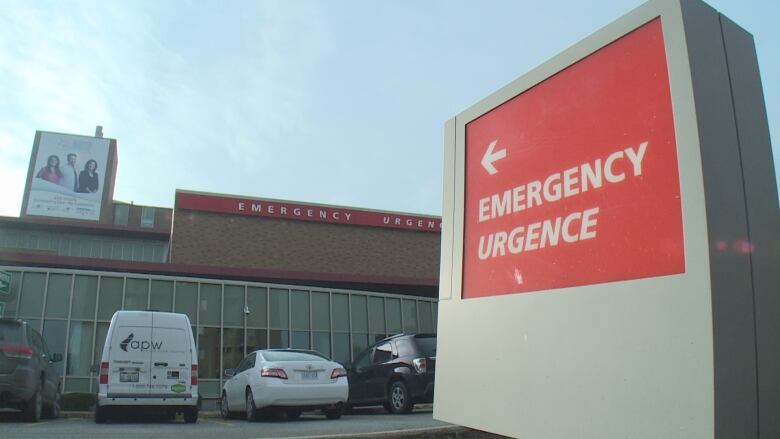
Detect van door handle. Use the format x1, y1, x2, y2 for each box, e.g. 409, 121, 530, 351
154, 362, 168, 367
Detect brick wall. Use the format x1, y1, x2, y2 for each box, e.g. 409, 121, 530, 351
170, 209, 440, 280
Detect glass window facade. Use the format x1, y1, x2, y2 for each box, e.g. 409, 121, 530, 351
0, 267, 437, 397
0, 228, 167, 263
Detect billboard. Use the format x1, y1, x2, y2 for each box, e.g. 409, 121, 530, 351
24, 132, 110, 221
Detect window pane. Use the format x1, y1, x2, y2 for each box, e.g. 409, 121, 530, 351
67, 321, 94, 376
65, 378, 90, 393
197, 327, 220, 379
124, 278, 148, 311
199, 380, 220, 398
311, 292, 330, 331
131, 242, 143, 261
93, 322, 109, 372
269, 289, 288, 329
368, 296, 385, 336
71, 275, 97, 320
332, 294, 349, 332
199, 284, 221, 326
290, 290, 309, 330
247, 287, 267, 328
332, 333, 350, 366
97, 277, 123, 320
418, 301, 433, 333
174, 282, 198, 324
2, 271, 22, 317
44, 274, 71, 319
433, 304, 438, 332
150, 280, 173, 312
100, 241, 112, 259
222, 328, 244, 375
291, 331, 309, 349
246, 328, 267, 353
19, 272, 46, 317
223, 285, 244, 327
43, 320, 67, 375
269, 330, 289, 348
313, 332, 331, 360
141, 207, 155, 228
386, 298, 402, 334
403, 300, 418, 333
351, 333, 368, 362
351, 295, 368, 333
113, 204, 129, 226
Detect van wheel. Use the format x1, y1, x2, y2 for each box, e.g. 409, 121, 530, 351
183, 407, 198, 423
23, 386, 42, 422
94, 407, 107, 424
246, 389, 258, 422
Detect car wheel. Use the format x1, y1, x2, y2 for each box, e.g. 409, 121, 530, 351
183, 407, 198, 423
324, 406, 342, 420
286, 409, 302, 420
387, 380, 413, 414
23, 385, 43, 422
220, 392, 231, 420
246, 389, 258, 422
43, 384, 61, 419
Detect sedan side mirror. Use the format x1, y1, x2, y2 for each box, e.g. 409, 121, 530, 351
224, 368, 235, 378
50, 353, 63, 363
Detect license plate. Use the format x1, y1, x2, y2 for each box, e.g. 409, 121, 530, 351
301, 371, 318, 380
120, 370, 139, 383
167, 370, 180, 379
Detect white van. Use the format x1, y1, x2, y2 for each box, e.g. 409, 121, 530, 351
95, 311, 199, 423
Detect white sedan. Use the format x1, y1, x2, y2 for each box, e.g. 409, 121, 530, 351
220, 349, 348, 421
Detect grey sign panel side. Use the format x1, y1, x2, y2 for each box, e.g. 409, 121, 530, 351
720, 14, 780, 439
439, 117, 456, 302
679, 0, 780, 437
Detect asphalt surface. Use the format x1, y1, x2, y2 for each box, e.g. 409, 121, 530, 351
0, 406, 481, 439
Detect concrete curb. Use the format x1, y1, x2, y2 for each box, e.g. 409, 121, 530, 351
278, 426, 506, 439
60, 410, 224, 419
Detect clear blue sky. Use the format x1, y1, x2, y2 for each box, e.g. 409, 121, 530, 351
0, 0, 777, 217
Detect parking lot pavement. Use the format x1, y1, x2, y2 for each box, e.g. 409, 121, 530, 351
0, 406, 509, 439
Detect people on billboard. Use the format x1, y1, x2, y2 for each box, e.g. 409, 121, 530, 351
60, 153, 79, 191
77, 159, 99, 193
36, 154, 63, 184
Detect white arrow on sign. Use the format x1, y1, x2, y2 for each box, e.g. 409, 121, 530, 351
481, 140, 506, 175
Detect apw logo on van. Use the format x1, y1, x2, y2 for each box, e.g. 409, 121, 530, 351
119, 333, 163, 352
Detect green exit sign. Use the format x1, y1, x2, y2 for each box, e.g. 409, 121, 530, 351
0, 271, 10, 295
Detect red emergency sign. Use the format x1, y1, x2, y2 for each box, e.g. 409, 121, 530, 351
462, 18, 685, 299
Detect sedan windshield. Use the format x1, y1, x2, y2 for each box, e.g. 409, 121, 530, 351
262, 350, 328, 362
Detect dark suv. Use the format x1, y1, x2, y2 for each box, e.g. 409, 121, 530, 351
0, 319, 63, 421
347, 334, 436, 414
